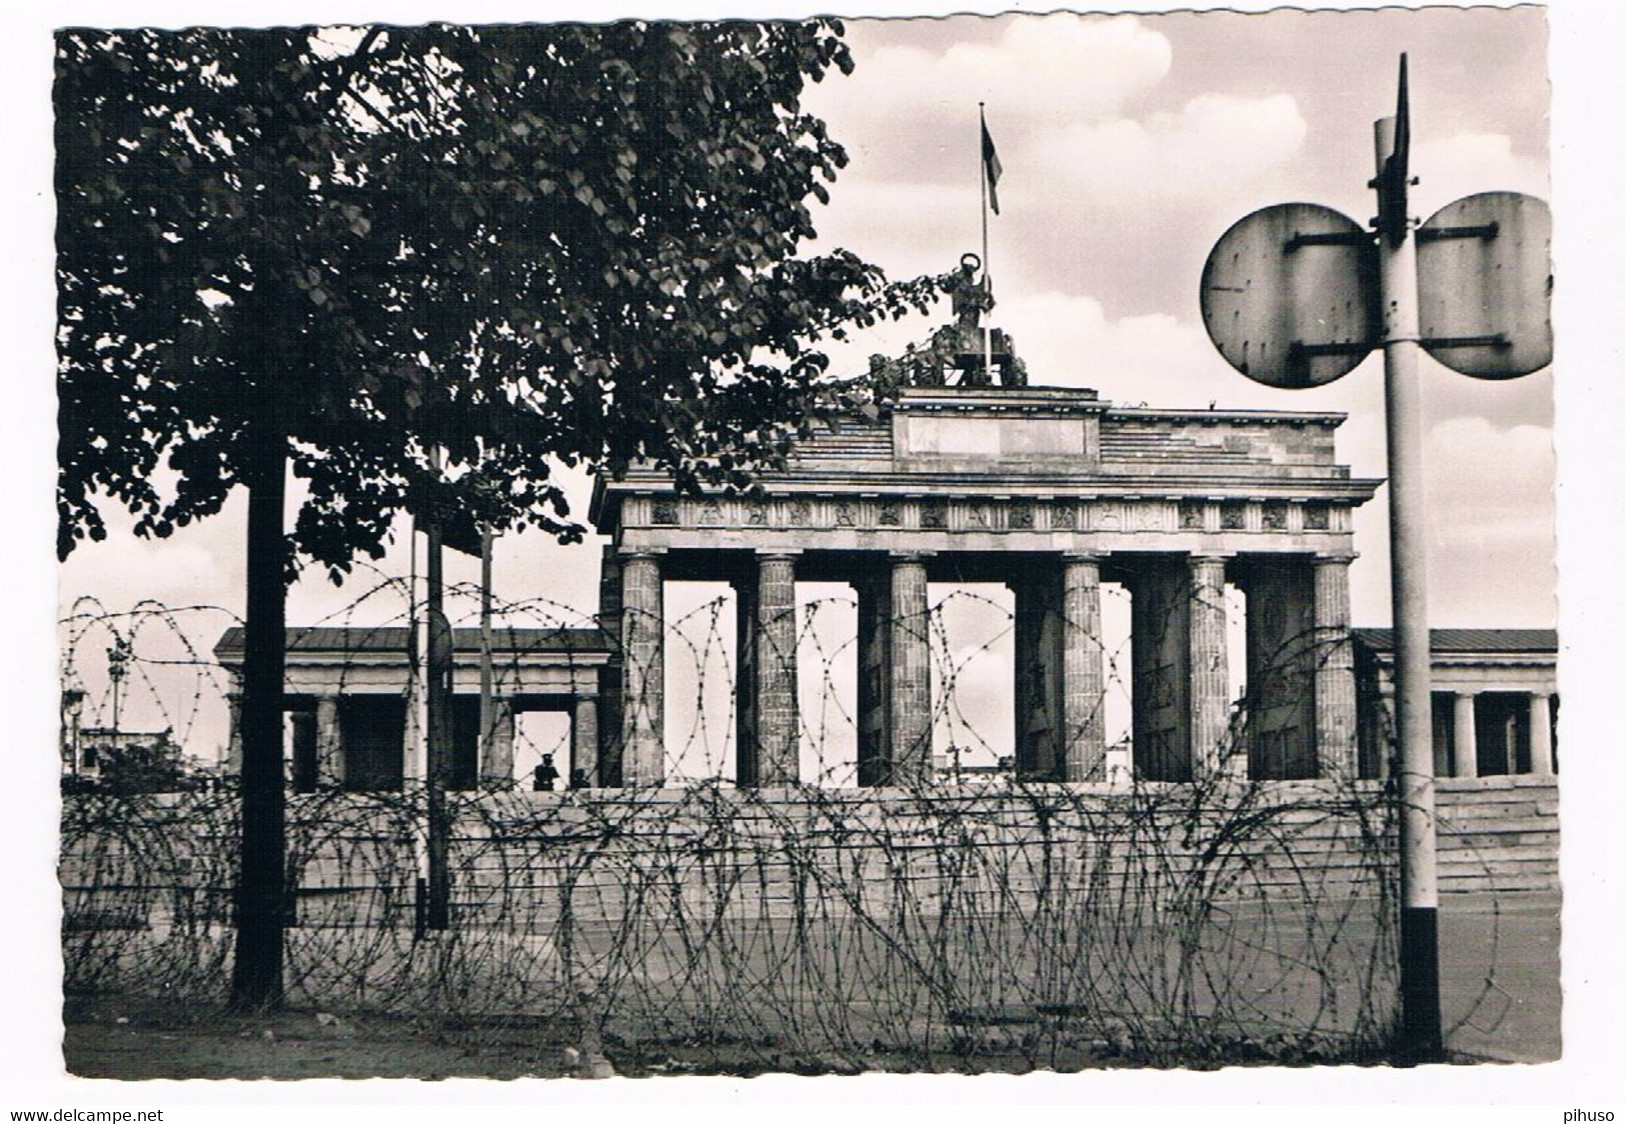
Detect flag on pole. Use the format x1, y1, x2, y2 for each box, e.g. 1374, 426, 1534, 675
981, 116, 1003, 215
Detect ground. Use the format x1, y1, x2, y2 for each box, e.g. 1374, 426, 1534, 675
59, 891, 1560, 1079
1437, 890, 1562, 1064
61, 996, 585, 1081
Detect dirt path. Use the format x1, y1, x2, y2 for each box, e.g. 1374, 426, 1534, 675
62, 892, 1560, 1078
63, 995, 582, 1081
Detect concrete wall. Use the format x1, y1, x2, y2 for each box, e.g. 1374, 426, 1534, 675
1435, 775, 1560, 894
1099, 412, 1341, 472
59, 779, 1559, 938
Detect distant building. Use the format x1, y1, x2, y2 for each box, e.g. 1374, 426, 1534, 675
202, 386, 1556, 797
1353, 628, 1557, 779
212, 625, 613, 791
72, 727, 178, 778
212, 623, 1559, 793
592, 386, 1378, 788
63, 725, 196, 792
930, 753, 1013, 785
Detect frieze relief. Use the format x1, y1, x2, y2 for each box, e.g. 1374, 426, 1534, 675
1134, 501, 1175, 532
628, 494, 1346, 537
955, 501, 992, 531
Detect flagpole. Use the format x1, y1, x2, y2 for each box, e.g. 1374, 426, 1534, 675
979, 102, 993, 382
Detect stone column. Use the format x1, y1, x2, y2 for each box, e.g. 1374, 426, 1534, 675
1188, 554, 1230, 781
224, 693, 243, 776
855, 572, 892, 787
315, 694, 343, 788
753, 552, 800, 786
1060, 554, 1106, 781
481, 698, 515, 785
595, 547, 626, 787
572, 694, 599, 787
619, 551, 665, 787
888, 553, 933, 787
402, 691, 423, 782
1376, 682, 1395, 781
1313, 555, 1359, 780
1452, 691, 1479, 779
1529, 693, 1555, 777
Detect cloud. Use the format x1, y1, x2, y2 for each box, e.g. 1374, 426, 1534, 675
816, 15, 1173, 147
996, 292, 1214, 399
1425, 416, 1555, 528
806, 32, 1311, 321
810, 94, 1308, 274
1041, 93, 1308, 207
806, 180, 979, 283
59, 496, 245, 619
1420, 416, 1557, 626
1411, 131, 1550, 220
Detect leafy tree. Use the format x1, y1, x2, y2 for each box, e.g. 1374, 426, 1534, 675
63, 734, 204, 795
55, 21, 939, 1008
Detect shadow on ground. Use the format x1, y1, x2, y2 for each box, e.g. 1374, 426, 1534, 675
60, 890, 1561, 1079
1440, 890, 1561, 1064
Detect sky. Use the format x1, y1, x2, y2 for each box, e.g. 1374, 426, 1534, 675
801, 5, 1555, 627
51, 4, 1560, 771
55, 5, 1558, 632
10, 0, 1625, 1111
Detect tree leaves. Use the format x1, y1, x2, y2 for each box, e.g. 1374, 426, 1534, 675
56, 20, 945, 581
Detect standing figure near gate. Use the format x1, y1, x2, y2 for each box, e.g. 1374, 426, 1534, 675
533, 753, 560, 792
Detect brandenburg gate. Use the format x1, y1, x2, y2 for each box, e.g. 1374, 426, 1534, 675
590, 376, 1379, 789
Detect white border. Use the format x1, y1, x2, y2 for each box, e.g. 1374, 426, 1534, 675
7, 0, 1620, 1113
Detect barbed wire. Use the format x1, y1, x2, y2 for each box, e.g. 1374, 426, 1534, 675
56, 588, 1544, 1070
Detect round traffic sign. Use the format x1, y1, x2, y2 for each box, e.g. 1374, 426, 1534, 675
1200, 202, 1378, 389
1417, 191, 1552, 379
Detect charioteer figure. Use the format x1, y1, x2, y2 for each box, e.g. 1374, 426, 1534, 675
872, 253, 1027, 388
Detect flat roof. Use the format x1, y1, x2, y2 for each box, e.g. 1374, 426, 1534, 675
214, 626, 612, 659
1353, 628, 1557, 655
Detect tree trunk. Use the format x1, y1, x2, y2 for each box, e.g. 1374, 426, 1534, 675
230, 425, 288, 1010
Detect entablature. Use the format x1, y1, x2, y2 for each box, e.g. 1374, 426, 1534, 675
610, 492, 1367, 558
588, 387, 1375, 535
